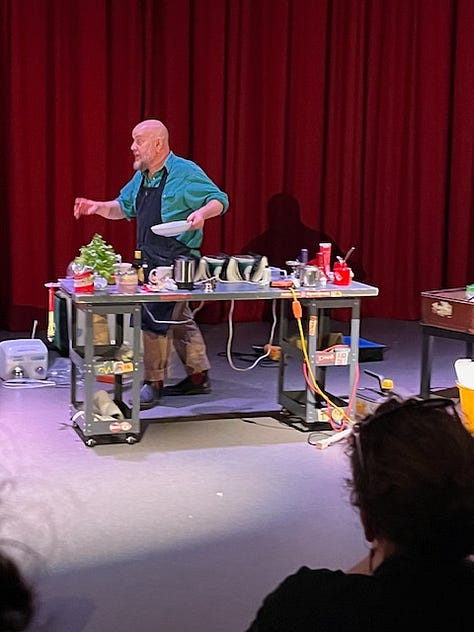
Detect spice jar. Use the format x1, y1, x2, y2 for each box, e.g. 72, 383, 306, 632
116, 268, 139, 294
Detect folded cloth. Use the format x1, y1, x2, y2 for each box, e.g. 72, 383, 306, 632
93, 390, 124, 419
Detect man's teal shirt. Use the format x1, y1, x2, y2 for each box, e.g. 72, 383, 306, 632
117, 151, 229, 254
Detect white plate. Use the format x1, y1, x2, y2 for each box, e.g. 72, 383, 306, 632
150, 220, 191, 237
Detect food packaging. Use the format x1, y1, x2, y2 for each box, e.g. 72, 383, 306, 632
319, 242, 332, 276
73, 268, 94, 293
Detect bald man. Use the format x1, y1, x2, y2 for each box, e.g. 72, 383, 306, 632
74, 119, 229, 410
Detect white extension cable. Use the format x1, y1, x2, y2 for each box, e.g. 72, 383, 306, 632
2, 378, 60, 389
142, 304, 195, 325
226, 299, 278, 371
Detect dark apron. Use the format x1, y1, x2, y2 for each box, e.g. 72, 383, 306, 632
136, 171, 193, 334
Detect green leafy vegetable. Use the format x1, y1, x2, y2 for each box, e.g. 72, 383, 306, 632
74, 234, 118, 281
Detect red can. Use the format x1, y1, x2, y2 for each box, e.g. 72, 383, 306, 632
73, 269, 94, 293
333, 262, 352, 286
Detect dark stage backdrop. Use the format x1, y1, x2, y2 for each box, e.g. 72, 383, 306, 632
1, 0, 473, 330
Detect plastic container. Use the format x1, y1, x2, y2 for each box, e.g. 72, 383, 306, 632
116, 269, 138, 294
457, 382, 474, 434
333, 261, 352, 286
319, 242, 332, 275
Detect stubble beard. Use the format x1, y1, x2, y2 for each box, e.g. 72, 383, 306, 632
133, 157, 143, 171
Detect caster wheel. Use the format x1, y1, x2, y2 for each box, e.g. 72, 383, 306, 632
86, 438, 97, 447
126, 436, 137, 445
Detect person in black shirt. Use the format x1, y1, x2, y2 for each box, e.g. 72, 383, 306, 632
246, 397, 474, 631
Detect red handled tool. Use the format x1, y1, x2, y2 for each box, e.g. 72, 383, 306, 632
44, 282, 60, 342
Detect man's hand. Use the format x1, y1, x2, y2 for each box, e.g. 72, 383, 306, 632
187, 200, 223, 229
74, 198, 125, 220
186, 209, 206, 230
74, 198, 99, 219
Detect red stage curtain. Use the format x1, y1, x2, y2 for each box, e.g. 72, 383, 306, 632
1, 0, 473, 330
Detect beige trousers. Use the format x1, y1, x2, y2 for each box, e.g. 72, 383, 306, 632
142, 302, 210, 382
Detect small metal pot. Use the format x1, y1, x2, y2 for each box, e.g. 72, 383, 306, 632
173, 256, 195, 290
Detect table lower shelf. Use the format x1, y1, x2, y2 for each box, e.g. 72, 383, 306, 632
279, 389, 350, 428
72, 420, 141, 447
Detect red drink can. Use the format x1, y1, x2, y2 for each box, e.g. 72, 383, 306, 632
73, 269, 94, 293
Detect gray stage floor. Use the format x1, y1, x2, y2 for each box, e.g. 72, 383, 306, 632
0, 317, 468, 631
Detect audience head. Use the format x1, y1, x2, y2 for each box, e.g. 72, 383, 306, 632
347, 397, 474, 562
0, 550, 34, 630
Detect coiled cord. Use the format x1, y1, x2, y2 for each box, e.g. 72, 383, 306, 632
225, 299, 278, 371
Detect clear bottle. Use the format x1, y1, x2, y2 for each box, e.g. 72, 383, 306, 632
132, 249, 145, 285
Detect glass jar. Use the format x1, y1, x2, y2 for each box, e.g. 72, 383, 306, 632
116, 268, 139, 294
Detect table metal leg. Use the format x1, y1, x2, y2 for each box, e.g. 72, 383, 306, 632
420, 331, 434, 399
131, 306, 142, 423
83, 308, 95, 432
305, 302, 319, 424
277, 299, 288, 403
348, 300, 361, 417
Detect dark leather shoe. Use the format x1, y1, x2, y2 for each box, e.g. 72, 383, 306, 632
138, 383, 161, 410
162, 375, 211, 396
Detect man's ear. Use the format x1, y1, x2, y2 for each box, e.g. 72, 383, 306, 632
360, 508, 375, 542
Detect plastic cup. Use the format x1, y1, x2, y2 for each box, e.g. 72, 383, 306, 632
456, 382, 474, 434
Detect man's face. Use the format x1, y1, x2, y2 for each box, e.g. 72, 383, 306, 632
131, 128, 157, 171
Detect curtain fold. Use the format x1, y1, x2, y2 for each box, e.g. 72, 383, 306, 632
1, 0, 473, 330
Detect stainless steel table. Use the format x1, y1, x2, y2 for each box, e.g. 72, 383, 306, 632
58, 278, 379, 445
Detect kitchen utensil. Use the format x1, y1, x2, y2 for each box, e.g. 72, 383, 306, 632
343, 246, 355, 263
301, 265, 321, 287
150, 220, 192, 237
148, 266, 173, 287
173, 256, 196, 289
